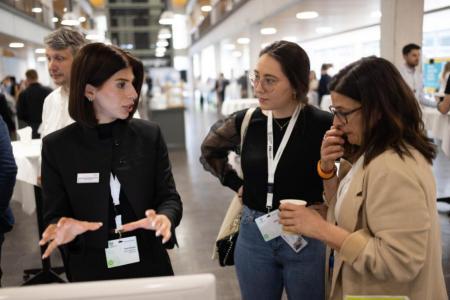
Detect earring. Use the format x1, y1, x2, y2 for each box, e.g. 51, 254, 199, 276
87, 96, 93, 102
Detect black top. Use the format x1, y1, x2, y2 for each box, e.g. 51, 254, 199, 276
200, 105, 333, 213
16, 83, 52, 124
445, 75, 450, 95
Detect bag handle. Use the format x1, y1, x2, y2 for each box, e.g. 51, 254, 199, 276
239, 107, 256, 165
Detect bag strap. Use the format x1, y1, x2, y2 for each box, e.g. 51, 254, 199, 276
240, 107, 256, 155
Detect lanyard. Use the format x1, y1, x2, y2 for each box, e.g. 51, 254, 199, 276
266, 104, 302, 211
110, 173, 123, 236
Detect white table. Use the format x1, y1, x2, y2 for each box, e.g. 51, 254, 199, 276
422, 106, 450, 157
221, 98, 259, 115
11, 139, 41, 214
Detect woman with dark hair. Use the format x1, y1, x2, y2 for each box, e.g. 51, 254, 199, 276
279, 56, 447, 299
200, 40, 332, 299
39, 43, 182, 282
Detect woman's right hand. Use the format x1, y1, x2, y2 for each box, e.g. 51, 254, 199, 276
39, 217, 102, 259
320, 126, 345, 172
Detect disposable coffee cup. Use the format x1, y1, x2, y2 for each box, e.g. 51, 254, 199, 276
279, 199, 307, 235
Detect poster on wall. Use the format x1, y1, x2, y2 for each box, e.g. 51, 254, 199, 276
423, 57, 450, 93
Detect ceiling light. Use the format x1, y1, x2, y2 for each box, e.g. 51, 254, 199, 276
232, 51, 242, 58
78, 16, 87, 22
37, 56, 47, 62
371, 11, 382, 18
159, 11, 174, 25
260, 27, 277, 35
316, 27, 333, 34
52, 17, 59, 22
61, 12, 80, 26
156, 40, 169, 47
156, 52, 165, 57
201, 5, 212, 12
282, 36, 297, 42
31, 7, 42, 13
224, 43, 236, 50
35, 48, 45, 54
9, 42, 24, 48
237, 37, 250, 44
158, 28, 172, 39
296, 11, 319, 19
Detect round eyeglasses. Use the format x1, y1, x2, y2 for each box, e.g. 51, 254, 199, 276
329, 105, 362, 124
248, 71, 279, 93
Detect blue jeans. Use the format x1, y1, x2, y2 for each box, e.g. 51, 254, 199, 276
235, 206, 325, 300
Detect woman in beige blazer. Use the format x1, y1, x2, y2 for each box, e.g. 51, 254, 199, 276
279, 56, 447, 300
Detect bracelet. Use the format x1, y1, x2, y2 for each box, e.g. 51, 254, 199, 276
317, 160, 336, 180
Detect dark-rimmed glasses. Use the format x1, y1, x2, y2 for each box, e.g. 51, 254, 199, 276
329, 105, 362, 124
248, 71, 279, 93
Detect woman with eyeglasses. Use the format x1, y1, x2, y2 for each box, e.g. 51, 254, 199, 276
279, 56, 447, 300
200, 41, 332, 299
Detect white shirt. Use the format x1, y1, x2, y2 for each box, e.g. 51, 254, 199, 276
39, 87, 74, 138
399, 64, 425, 105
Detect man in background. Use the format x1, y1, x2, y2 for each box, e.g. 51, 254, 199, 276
17, 69, 52, 139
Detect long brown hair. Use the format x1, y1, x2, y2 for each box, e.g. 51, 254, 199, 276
69, 43, 143, 127
329, 56, 436, 165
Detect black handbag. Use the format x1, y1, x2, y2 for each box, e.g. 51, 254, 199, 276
216, 230, 238, 266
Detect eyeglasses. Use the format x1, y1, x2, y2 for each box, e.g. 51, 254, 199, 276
329, 105, 362, 124
249, 71, 279, 93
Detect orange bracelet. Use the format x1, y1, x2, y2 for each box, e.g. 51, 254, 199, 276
317, 160, 336, 180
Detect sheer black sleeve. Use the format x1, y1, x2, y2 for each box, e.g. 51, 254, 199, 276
199, 110, 246, 192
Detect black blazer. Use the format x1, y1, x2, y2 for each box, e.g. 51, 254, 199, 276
41, 119, 182, 250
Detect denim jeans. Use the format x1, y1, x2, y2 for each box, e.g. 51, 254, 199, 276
235, 206, 325, 300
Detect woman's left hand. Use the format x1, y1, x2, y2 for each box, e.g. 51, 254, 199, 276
279, 203, 327, 239
121, 210, 172, 244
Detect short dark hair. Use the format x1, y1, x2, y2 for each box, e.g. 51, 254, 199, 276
260, 40, 310, 103
69, 43, 144, 127
25, 69, 38, 81
329, 56, 436, 165
402, 43, 421, 55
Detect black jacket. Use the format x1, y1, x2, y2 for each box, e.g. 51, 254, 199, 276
41, 119, 182, 250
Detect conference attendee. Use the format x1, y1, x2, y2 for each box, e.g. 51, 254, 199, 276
279, 56, 447, 300
40, 27, 86, 138
40, 43, 182, 282
16, 69, 52, 138
201, 40, 332, 300
0, 115, 17, 286
214, 73, 229, 115
438, 72, 450, 114
318, 63, 332, 105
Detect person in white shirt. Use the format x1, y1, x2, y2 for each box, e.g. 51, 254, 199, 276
398, 43, 435, 107
40, 27, 86, 138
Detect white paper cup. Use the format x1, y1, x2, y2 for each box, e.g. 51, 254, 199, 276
280, 199, 307, 235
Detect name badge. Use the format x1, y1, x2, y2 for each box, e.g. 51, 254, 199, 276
77, 173, 99, 184
105, 236, 140, 268
255, 210, 282, 242
281, 233, 308, 253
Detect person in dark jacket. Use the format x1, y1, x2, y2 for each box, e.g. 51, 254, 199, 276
318, 63, 333, 105
16, 69, 52, 138
0, 93, 16, 139
39, 43, 182, 282
0, 115, 17, 285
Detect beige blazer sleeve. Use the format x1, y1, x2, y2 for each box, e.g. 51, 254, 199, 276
339, 153, 432, 282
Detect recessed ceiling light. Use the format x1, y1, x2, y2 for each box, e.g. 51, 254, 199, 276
316, 27, 333, 34
260, 27, 277, 35
156, 40, 169, 47
31, 7, 42, 13
35, 48, 45, 54
201, 5, 212, 12
9, 42, 24, 48
237, 37, 250, 44
296, 11, 319, 19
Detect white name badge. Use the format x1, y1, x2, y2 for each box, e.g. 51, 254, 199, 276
105, 236, 140, 268
255, 210, 282, 242
281, 233, 308, 253
77, 173, 99, 184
